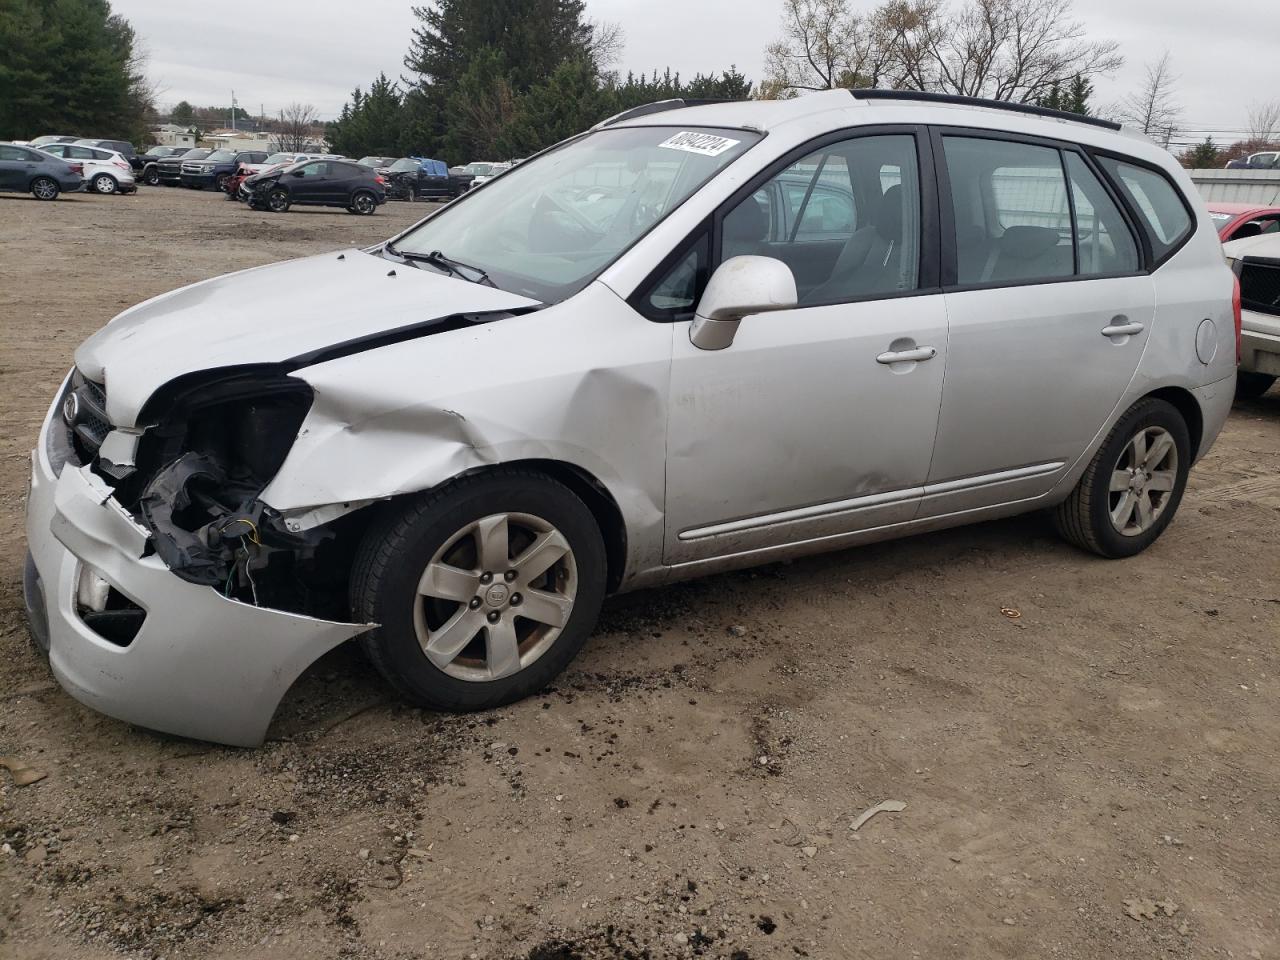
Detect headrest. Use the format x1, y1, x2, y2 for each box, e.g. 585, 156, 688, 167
875, 185, 903, 242
726, 194, 769, 242
998, 225, 1061, 261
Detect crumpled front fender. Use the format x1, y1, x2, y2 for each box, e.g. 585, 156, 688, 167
259, 282, 674, 586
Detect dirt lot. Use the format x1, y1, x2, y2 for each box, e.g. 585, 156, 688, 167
1, 186, 1278, 960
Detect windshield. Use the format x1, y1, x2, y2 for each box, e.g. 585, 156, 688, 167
263, 153, 294, 165
207, 150, 235, 162
391, 126, 759, 302
181, 149, 213, 160
357, 156, 388, 167
465, 163, 493, 176
145, 146, 170, 156
389, 158, 419, 173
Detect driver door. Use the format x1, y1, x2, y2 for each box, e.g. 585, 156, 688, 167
656, 130, 949, 564
289, 161, 329, 202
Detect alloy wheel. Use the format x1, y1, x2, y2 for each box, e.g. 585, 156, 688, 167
412, 513, 578, 682
352, 192, 375, 214
1108, 426, 1178, 536
31, 178, 58, 201
267, 189, 289, 213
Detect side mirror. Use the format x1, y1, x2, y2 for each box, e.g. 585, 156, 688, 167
689, 256, 798, 350
291, 169, 305, 177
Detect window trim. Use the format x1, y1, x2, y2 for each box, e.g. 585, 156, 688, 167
931, 125, 1148, 293
1087, 148, 1197, 271
628, 124, 940, 322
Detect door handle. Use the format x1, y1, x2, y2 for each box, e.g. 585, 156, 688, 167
876, 346, 937, 365
1101, 319, 1145, 338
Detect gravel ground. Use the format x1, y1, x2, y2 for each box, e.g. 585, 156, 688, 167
1, 186, 1278, 960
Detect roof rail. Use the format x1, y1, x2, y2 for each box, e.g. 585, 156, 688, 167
595, 98, 732, 129
849, 88, 1122, 132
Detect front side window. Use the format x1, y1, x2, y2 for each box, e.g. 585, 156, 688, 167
643, 231, 711, 319
720, 134, 920, 305
294, 162, 328, 178
1096, 157, 1193, 261
390, 126, 760, 303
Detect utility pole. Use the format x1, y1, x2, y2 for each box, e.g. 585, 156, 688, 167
231, 89, 237, 131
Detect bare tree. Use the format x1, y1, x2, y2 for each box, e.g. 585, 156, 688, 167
274, 103, 318, 152
1246, 99, 1280, 145
763, 0, 886, 92
588, 20, 626, 73
1118, 52, 1180, 145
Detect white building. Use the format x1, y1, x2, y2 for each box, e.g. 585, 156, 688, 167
151, 124, 196, 148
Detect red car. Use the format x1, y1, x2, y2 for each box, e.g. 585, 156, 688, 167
1207, 202, 1280, 242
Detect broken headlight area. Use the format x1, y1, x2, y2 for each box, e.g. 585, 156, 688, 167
110, 367, 353, 615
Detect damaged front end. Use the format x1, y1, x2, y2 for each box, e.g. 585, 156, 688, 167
94, 366, 357, 618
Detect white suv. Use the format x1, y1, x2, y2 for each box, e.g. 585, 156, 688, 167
25, 91, 1237, 746
37, 142, 137, 194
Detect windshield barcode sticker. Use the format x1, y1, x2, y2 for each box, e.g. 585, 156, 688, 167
658, 131, 742, 157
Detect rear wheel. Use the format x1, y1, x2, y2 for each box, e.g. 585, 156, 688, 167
31, 177, 60, 201
1053, 397, 1191, 558
1235, 371, 1276, 400
349, 190, 377, 215
92, 173, 117, 195
266, 188, 290, 213
351, 470, 607, 712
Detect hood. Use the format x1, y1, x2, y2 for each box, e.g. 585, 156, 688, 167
1224, 233, 1280, 261
75, 249, 541, 426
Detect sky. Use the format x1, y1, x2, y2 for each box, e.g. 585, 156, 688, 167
114, 0, 1278, 148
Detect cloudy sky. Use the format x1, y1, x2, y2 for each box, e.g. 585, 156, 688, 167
116, 0, 1276, 147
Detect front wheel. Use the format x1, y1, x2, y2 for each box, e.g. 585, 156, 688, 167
407, 185, 417, 203
351, 470, 607, 712
1053, 397, 1191, 558
349, 190, 377, 215
266, 188, 290, 213
143, 167, 160, 185
1235, 371, 1276, 400
31, 177, 59, 201
215, 173, 230, 193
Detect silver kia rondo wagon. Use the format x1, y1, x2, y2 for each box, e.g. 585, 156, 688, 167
25, 90, 1239, 745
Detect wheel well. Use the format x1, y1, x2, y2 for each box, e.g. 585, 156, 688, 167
1145, 386, 1204, 460
337, 461, 629, 595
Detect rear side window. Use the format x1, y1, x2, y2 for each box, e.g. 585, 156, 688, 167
1064, 153, 1139, 276
942, 137, 1074, 284
1096, 157, 1192, 261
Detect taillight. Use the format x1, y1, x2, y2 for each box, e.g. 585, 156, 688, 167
112, 157, 129, 171
68, 162, 83, 175
1232, 272, 1242, 364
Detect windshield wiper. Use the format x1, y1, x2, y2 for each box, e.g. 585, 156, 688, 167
386, 243, 495, 287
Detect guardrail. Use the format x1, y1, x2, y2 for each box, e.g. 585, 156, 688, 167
1188, 169, 1280, 205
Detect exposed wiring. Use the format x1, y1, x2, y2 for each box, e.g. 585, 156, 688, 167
240, 536, 259, 606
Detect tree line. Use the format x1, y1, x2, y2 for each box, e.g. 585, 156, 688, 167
0, 0, 153, 142
327, 0, 751, 164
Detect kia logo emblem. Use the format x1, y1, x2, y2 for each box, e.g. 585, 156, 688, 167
62, 393, 80, 425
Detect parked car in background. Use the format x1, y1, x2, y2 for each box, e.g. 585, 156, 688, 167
1207, 203, 1280, 242
244, 158, 385, 214
155, 148, 209, 186
181, 149, 270, 191
22, 92, 1239, 746
139, 146, 188, 185
383, 157, 464, 201
1225, 233, 1280, 399
357, 156, 398, 170
29, 135, 82, 147
1226, 152, 1280, 170
227, 153, 340, 200
75, 139, 143, 174
38, 142, 136, 195
470, 161, 512, 188
0, 142, 84, 199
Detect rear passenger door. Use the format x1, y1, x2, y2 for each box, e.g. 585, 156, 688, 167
923, 130, 1155, 517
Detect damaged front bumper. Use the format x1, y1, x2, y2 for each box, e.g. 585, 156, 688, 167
24, 417, 370, 747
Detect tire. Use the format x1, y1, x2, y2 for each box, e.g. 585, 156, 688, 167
30, 177, 59, 201
350, 469, 608, 712
92, 173, 118, 195
215, 173, 230, 193
1053, 397, 1191, 558
349, 190, 377, 215
143, 167, 160, 185
266, 188, 290, 213
1235, 371, 1275, 400
407, 185, 417, 203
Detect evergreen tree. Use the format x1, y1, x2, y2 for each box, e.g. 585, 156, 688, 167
0, 0, 152, 141
171, 100, 196, 126
1181, 137, 1219, 169
326, 74, 405, 158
